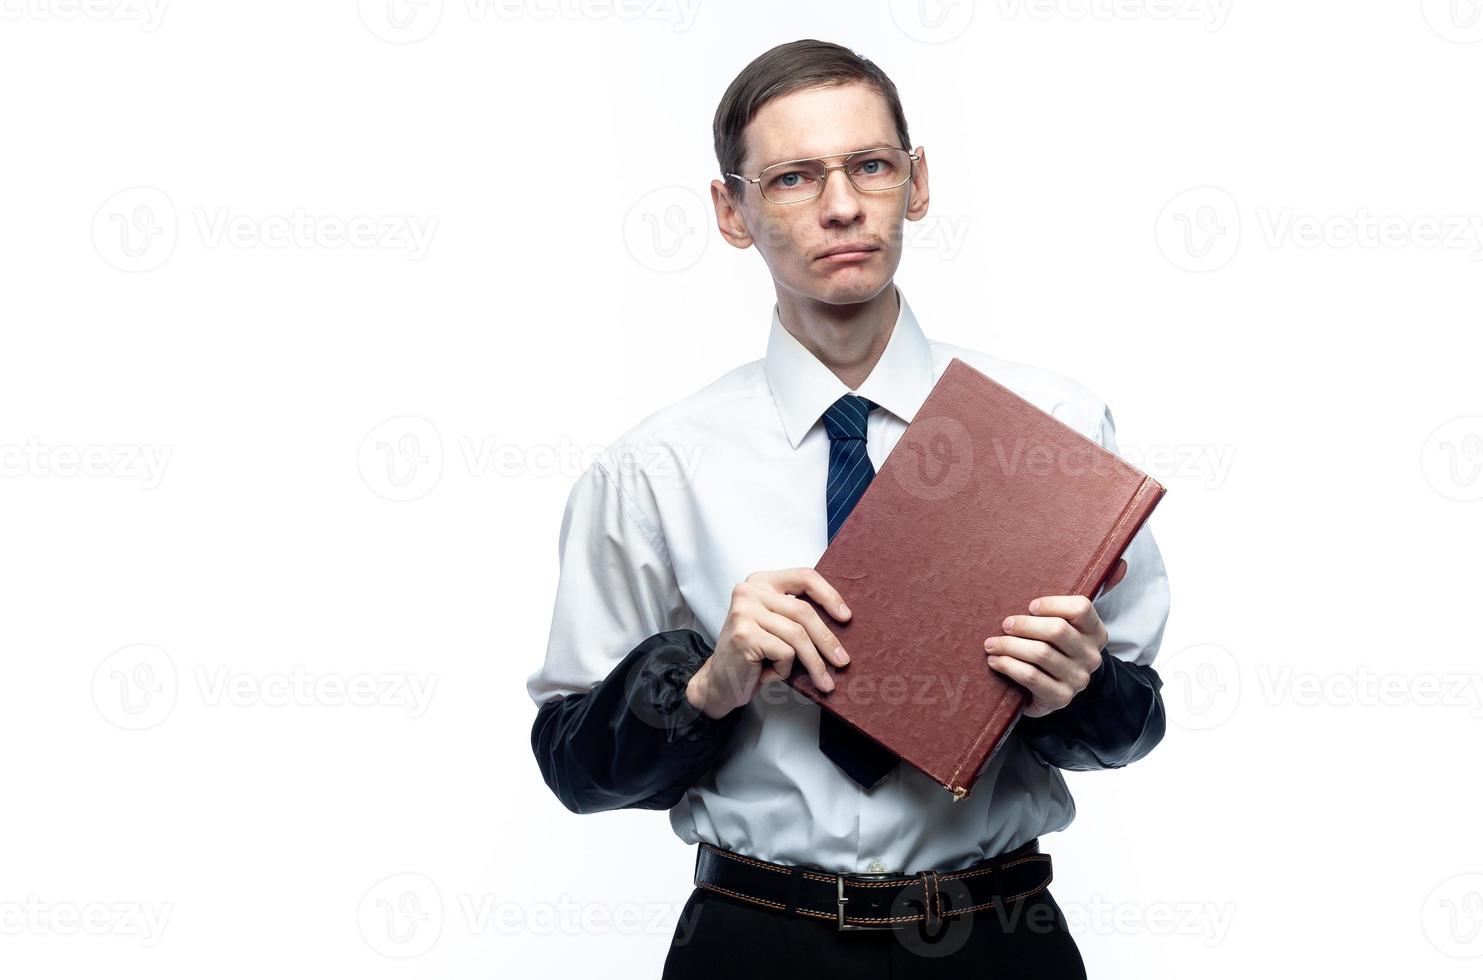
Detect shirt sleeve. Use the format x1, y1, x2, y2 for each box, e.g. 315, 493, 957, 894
526, 455, 743, 813
1015, 400, 1172, 771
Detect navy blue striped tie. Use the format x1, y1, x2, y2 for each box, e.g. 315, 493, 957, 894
817, 393, 898, 789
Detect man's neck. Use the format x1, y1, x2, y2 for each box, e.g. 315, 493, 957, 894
774, 284, 899, 392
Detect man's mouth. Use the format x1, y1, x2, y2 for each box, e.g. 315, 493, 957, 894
816, 243, 879, 262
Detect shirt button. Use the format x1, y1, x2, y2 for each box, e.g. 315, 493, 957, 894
867, 860, 886, 873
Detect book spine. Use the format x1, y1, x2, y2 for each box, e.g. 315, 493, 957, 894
1072, 477, 1164, 599
945, 685, 1028, 800
944, 476, 1164, 800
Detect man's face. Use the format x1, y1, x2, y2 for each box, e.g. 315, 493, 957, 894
712, 81, 930, 307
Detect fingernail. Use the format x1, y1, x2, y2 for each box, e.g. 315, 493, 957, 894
1002, 617, 1014, 632
838, 603, 850, 617
985, 638, 997, 651
835, 647, 850, 664
1029, 599, 1041, 614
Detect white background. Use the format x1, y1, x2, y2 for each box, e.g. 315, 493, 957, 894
3, 1, 1481, 977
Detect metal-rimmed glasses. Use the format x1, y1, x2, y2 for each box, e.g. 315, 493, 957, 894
727, 146, 919, 205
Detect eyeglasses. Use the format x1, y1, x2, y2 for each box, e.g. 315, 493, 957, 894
727, 146, 919, 205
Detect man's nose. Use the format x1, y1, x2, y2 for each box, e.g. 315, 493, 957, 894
817, 167, 864, 225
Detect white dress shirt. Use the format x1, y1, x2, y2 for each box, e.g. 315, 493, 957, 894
526, 284, 1171, 875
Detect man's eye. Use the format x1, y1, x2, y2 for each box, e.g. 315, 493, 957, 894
772, 171, 808, 188
854, 159, 887, 175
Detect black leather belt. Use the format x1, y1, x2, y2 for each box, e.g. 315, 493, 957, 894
693, 838, 1052, 932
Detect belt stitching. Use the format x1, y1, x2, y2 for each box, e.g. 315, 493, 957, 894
695, 844, 1053, 924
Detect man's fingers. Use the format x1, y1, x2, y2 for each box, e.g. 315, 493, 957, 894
986, 635, 1087, 687
987, 652, 1071, 707
755, 609, 835, 693
1024, 594, 1100, 633
759, 590, 849, 667
752, 567, 851, 622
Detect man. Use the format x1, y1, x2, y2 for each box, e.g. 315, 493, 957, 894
527, 38, 1170, 978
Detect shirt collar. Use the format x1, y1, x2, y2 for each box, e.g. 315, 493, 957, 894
763, 284, 936, 450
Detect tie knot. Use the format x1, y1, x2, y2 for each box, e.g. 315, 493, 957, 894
823, 394, 876, 442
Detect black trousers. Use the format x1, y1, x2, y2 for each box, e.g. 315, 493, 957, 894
661, 881, 1087, 979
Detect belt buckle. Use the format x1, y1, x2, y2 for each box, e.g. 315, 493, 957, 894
836, 871, 904, 931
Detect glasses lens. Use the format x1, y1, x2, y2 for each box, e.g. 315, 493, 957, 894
757, 149, 912, 203
759, 159, 828, 204
846, 148, 911, 191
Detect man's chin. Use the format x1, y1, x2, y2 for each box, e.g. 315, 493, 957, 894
805, 271, 891, 307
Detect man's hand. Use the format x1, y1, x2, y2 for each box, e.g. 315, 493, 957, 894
685, 568, 853, 720
984, 559, 1127, 719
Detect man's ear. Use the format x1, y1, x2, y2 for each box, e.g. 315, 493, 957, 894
905, 146, 930, 221
711, 179, 755, 249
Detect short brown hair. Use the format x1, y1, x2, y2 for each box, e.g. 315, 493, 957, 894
713, 39, 912, 200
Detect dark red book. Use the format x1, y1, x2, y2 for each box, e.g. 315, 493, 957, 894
788, 357, 1166, 799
